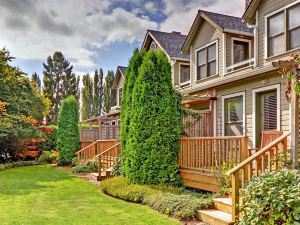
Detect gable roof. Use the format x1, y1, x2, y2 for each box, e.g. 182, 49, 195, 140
112, 66, 127, 89
141, 30, 189, 60
182, 10, 253, 52
243, 0, 260, 24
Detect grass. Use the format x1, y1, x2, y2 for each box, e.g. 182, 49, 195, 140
0, 165, 180, 225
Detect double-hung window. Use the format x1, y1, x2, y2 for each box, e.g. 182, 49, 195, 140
266, 2, 300, 57
196, 42, 217, 80
233, 40, 250, 64
179, 64, 190, 85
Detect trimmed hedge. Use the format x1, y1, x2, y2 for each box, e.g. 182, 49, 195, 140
100, 176, 213, 220
0, 160, 46, 171
72, 161, 98, 174
240, 169, 300, 225
57, 96, 80, 165
124, 50, 182, 185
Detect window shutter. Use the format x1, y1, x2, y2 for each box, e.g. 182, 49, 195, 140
264, 95, 277, 130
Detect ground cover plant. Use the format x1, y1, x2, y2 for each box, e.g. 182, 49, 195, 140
0, 165, 180, 225
100, 176, 213, 221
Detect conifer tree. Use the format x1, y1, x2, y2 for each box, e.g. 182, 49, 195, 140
31, 72, 41, 92
81, 73, 93, 120
57, 96, 79, 165
92, 69, 104, 116
103, 70, 115, 113
125, 50, 182, 185
120, 49, 145, 175
42, 51, 78, 123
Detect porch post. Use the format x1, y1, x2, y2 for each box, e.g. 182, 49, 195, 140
291, 85, 299, 169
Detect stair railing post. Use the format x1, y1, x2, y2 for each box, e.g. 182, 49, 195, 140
232, 171, 240, 222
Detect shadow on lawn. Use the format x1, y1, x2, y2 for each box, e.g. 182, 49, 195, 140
0, 165, 76, 196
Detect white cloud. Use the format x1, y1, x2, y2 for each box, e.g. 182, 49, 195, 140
160, 0, 246, 34
0, 0, 158, 69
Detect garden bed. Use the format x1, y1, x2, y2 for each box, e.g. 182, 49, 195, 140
100, 176, 213, 221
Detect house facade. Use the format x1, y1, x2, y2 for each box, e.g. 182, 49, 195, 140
179, 5, 299, 150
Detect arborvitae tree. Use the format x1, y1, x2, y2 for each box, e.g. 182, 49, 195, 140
120, 49, 145, 175
31, 72, 41, 92
92, 69, 104, 116
103, 70, 115, 113
125, 50, 182, 185
42, 51, 78, 123
57, 96, 79, 165
81, 73, 93, 120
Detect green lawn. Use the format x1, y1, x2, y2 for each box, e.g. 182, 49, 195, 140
0, 165, 180, 225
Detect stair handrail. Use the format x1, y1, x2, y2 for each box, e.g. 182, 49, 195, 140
96, 142, 120, 176
76, 140, 99, 155
227, 132, 290, 176
227, 131, 290, 222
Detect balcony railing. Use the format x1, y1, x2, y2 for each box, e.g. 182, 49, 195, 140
226, 58, 254, 73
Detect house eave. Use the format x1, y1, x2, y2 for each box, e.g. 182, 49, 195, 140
242, 0, 261, 24
223, 29, 253, 37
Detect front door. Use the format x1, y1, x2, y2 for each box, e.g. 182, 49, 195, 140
256, 90, 278, 147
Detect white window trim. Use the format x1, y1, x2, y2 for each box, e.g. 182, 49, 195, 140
264, 0, 300, 59
179, 62, 191, 86
231, 37, 252, 66
221, 91, 246, 136
117, 87, 122, 107
195, 40, 219, 81
252, 84, 281, 147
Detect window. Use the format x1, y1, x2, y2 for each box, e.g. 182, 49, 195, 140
288, 4, 300, 50
233, 40, 250, 64
196, 42, 217, 80
118, 88, 122, 106
179, 64, 190, 84
267, 12, 285, 56
266, 2, 300, 57
224, 96, 244, 136
150, 41, 157, 50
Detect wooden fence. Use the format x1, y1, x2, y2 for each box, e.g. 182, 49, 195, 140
181, 112, 212, 137
80, 125, 120, 142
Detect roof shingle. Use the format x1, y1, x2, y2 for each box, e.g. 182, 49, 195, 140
148, 30, 189, 60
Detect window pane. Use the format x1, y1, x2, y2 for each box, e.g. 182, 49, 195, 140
225, 123, 243, 136
233, 40, 249, 64
208, 61, 216, 76
288, 4, 300, 29
197, 49, 206, 65
268, 34, 285, 56
289, 28, 300, 50
119, 88, 122, 105
226, 97, 243, 122
180, 64, 190, 83
197, 65, 206, 80
208, 43, 216, 61
268, 12, 284, 37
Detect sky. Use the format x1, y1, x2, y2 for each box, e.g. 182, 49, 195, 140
0, 0, 246, 78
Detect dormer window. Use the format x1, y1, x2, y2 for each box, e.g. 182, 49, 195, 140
150, 41, 157, 50
233, 39, 250, 64
196, 41, 217, 81
266, 2, 300, 57
179, 64, 190, 85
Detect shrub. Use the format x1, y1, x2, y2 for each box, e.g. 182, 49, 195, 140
57, 96, 80, 165
100, 176, 213, 220
39, 126, 57, 152
112, 157, 122, 176
72, 160, 98, 174
240, 169, 300, 225
37, 151, 52, 164
216, 161, 236, 196
125, 50, 182, 185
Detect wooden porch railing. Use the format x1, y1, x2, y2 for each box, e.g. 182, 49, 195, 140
96, 142, 120, 176
76, 139, 118, 163
179, 136, 248, 174
227, 132, 290, 222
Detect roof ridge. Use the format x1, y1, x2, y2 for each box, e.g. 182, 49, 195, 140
200, 10, 243, 20
147, 29, 187, 37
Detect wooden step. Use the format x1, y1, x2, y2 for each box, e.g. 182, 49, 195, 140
213, 198, 232, 214
198, 209, 234, 225
90, 172, 107, 181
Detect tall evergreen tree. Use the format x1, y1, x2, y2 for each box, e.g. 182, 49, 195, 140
125, 50, 182, 185
120, 49, 145, 175
42, 51, 78, 123
31, 72, 41, 92
103, 70, 115, 113
81, 73, 93, 120
92, 69, 104, 116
